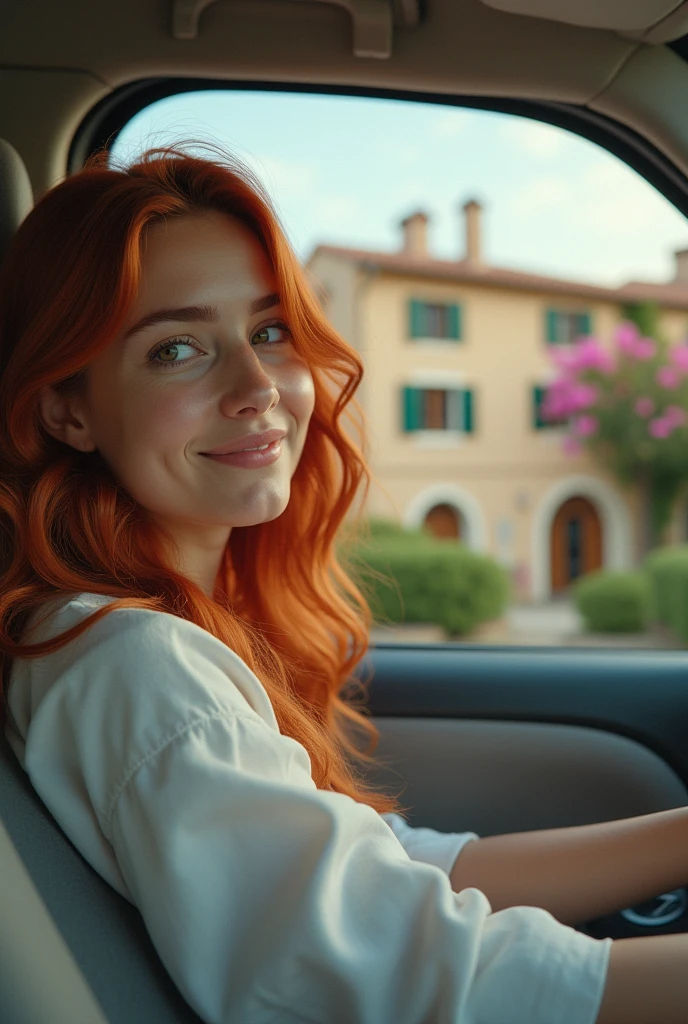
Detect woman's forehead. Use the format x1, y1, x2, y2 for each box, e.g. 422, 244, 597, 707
138, 212, 275, 292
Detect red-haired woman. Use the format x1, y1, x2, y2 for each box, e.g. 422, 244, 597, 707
0, 145, 683, 1024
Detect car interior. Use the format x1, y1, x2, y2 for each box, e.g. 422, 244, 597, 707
4, 0, 688, 1020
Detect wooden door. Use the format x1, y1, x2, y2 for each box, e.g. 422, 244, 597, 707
423, 503, 461, 541
550, 496, 602, 592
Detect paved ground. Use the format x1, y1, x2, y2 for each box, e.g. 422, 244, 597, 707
369, 599, 682, 649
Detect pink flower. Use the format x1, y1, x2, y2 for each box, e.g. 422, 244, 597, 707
634, 337, 656, 360
562, 434, 583, 457
550, 348, 580, 373
615, 321, 640, 355
648, 417, 675, 439
634, 397, 655, 417
657, 365, 681, 389
542, 377, 597, 419
669, 345, 688, 373
665, 405, 687, 427
573, 414, 598, 437
570, 383, 599, 409
572, 338, 614, 373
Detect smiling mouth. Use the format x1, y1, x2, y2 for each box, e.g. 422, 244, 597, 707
201, 438, 284, 465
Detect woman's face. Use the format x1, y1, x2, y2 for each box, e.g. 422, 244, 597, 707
39, 209, 316, 594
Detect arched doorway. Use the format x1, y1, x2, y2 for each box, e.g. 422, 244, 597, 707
550, 496, 602, 592
423, 503, 461, 541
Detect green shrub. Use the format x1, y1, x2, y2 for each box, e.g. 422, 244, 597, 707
644, 545, 688, 641
340, 523, 510, 637
339, 517, 427, 545
574, 570, 651, 633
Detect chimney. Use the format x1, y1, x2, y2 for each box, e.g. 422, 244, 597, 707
462, 198, 483, 267
674, 248, 688, 284
400, 211, 429, 257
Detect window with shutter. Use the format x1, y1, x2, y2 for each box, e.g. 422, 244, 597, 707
577, 312, 592, 336
402, 387, 423, 431
545, 309, 559, 344
533, 384, 568, 430
408, 300, 462, 340
463, 388, 474, 433
545, 309, 592, 345
402, 387, 473, 433
533, 385, 546, 429
409, 299, 425, 338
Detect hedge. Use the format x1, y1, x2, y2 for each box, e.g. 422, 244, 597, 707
644, 545, 688, 642
573, 569, 651, 633
339, 518, 510, 637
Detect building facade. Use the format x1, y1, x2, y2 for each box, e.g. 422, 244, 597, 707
307, 203, 688, 602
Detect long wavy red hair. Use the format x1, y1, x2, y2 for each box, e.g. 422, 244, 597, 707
0, 142, 408, 818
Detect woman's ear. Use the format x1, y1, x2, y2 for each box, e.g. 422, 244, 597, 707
37, 384, 98, 453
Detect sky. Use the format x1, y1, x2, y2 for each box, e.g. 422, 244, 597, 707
111, 89, 688, 289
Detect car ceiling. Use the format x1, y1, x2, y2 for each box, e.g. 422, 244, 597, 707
2, 0, 688, 199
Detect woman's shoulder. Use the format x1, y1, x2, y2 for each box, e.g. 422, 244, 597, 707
11, 590, 280, 743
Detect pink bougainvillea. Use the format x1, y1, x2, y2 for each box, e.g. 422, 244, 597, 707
657, 365, 681, 390
615, 321, 640, 356
669, 344, 688, 373
544, 320, 688, 549
665, 405, 687, 427
634, 338, 657, 360
551, 337, 614, 375
634, 397, 655, 417
542, 380, 598, 420
573, 414, 598, 437
613, 321, 657, 361
543, 321, 688, 471
648, 417, 675, 439
562, 434, 583, 457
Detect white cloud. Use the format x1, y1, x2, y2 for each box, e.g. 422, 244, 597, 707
393, 143, 424, 165
241, 154, 319, 202
429, 108, 473, 139
499, 118, 570, 159
314, 195, 361, 225
504, 175, 572, 216
575, 159, 684, 239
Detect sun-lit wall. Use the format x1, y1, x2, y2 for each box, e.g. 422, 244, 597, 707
309, 250, 688, 602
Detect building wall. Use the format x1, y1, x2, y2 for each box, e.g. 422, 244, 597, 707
308, 258, 688, 601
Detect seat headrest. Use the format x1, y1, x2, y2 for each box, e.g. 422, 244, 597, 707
0, 139, 33, 267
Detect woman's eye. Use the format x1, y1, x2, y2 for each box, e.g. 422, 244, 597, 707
148, 336, 202, 370
252, 322, 291, 346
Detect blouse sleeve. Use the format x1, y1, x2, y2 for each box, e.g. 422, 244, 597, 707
11, 604, 612, 1024
379, 811, 479, 877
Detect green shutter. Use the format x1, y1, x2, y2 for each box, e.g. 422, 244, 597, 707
577, 311, 592, 336
409, 300, 425, 338
533, 385, 545, 429
463, 388, 474, 433
403, 387, 423, 431
545, 309, 558, 344
447, 304, 462, 340
446, 389, 462, 430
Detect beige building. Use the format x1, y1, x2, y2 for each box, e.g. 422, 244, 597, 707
307, 202, 688, 603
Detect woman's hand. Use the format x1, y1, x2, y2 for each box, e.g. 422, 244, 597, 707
449, 806, 688, 927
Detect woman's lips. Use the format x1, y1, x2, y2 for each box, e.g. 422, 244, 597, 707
202, 438, 283, 468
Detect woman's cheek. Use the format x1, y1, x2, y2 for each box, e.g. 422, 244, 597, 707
287, 365, 316, 422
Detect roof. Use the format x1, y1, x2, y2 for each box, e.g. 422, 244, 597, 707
308, 245, 688, 311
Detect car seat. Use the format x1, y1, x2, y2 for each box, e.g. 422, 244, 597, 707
0, 138, 205, 1024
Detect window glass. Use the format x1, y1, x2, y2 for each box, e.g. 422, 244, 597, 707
111, 91, 688, 650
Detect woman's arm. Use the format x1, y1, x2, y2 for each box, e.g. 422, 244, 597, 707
449, 806, 688, 926
596, 933, 688, 1023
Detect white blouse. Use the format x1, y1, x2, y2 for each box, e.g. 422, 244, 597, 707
4, 592, 612, 1024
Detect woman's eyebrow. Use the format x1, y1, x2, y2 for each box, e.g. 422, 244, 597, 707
249, 292, 280, 315
124, 305, 216, 342
123, 293, 281, 342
